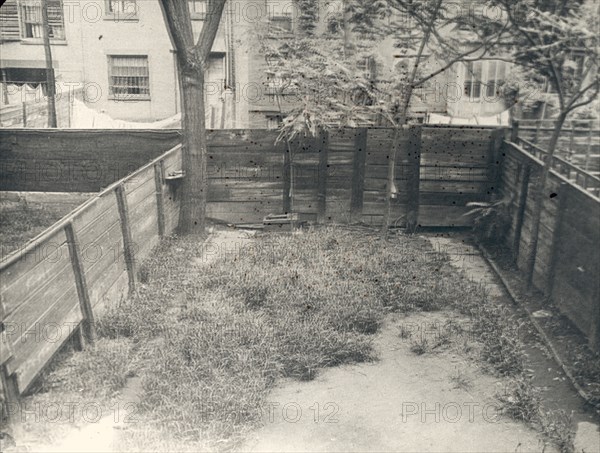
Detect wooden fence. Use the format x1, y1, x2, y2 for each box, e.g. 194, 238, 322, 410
0, 129, 182, 192
0, 89, 82, 129
0, 125, 504, 409
0, 144, 182, 407
517, 119, 600, 177
205, 126, 505, 226
0, 126, 503, 226
500, 140, 600, 349
514, 136, 600, 198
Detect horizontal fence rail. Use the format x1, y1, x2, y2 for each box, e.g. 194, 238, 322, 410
0, 144, 183, 412
515, 136, 600, 197
516, 119, 600, 178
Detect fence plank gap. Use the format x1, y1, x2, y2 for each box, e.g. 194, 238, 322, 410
65, 222, 96, 344
115, 184, 137, 293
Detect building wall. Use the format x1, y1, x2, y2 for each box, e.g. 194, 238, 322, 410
0, 0, 235, 124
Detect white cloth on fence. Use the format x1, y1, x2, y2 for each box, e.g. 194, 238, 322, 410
426, 109, 510, 126
70, 99, 181, 129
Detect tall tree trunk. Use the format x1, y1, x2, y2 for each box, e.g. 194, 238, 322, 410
381, 0, 441, 238
41, 0, 57, 128
178, 65, 208, 234
343, 0, 352, 57
159, 0, 226, 235
381, 126, 401, 238
526, 112, 567, 287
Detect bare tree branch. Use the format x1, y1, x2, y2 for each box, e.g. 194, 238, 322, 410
194, 0, 227, 63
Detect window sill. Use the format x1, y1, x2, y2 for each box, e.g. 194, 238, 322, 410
20, 39, 67, 45
103, 15, 139, 22
266, 32, 294, 39
108, 95, 151, 102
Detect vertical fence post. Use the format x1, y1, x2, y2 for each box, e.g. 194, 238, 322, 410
317, 130, 329, 223
115, 184, 137, 294
511, 120, 519, 143
545, 182, 568, 299
488, 129, 504, 200
65, 222, 96, 344
22, 103, 27, 128
585, 127, 593, 171
568, 124, 576, 159
154, 162, 166, 237
1, 317, 19, 424
590, 278, 600, 351
1, 362, 19, 424
406, 125, 422, 233
350, 128, 368, 223
283, 140, 292, 214
534, 119, 541, 143
513, 162, 531, 262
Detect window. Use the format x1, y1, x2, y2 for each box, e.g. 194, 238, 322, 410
188, 0, 206, 19
108, 56, 150, 100
19, 0, 65, 40
106, 0, 137, 18
266, 74, 284, 95
484, 60, 506, 97
266, 115, 282, 130
358, 57, 377, 80
0, 1, 21, 42
463, 61, 482, 98
266, 72, 298, 96
464, 60, 506, 99
267, 0, 292, 32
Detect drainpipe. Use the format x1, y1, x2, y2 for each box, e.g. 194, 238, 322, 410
41, 0, 57, 127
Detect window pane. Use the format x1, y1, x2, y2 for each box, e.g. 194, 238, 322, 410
496, 61, 506, 81
472, 81, 481, 98
21, 1, 65, 39
110, 0, 136, 14
486, 61, 497, 81
189, 0, 206, 16
267, 0, 291, 17
109, 56, 150, 98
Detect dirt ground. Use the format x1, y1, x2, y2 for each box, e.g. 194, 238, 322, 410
239, 310, 552, 453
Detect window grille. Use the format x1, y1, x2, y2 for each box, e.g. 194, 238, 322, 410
108, 55, 150, 100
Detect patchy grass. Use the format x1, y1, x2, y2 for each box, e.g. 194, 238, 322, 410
0, 201, 66, 254
450, 368, 473, 392
19, 226, 543, 451
497, 377, 575, 453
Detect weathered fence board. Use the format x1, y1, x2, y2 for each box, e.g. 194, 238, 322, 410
0, 129, 182, 192
0, 145, 183, 406
500, 140, 600, 349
